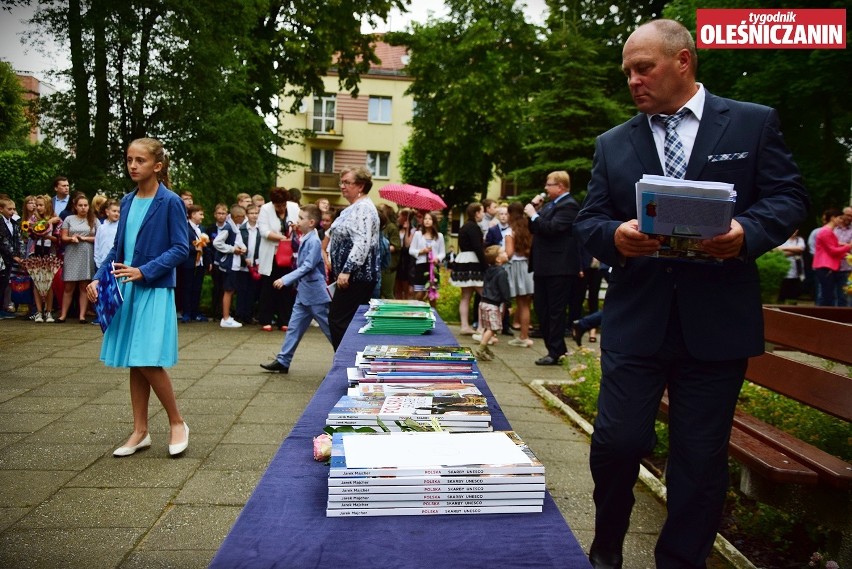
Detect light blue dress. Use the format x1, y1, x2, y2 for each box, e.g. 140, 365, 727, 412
100, 197, 178, 368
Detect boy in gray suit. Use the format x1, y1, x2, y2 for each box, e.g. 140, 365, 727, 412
260, 204, 331, 373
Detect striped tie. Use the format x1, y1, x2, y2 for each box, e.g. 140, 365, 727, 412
654, 109, 691, 179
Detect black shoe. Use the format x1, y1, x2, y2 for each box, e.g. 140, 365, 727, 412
535, 355, 560, 366
260, 360, 289, 373
571, 320, 584, 347
588, 542, 623, 569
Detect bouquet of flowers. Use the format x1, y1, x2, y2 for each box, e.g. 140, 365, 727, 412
31, 219, 51, 238
426, 249, 440, 302
21, 255, 63, 299
193, 233, 210, 265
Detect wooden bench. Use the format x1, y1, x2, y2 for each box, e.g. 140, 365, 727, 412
658, 306, 852, 562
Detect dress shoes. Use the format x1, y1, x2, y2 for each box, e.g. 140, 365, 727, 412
588, 543, 623, 569
168, 422, 189, 456
113, 433, 152, 457
535, 355, 563, 366
571, 320, 584, 347
260, 360, 289, 373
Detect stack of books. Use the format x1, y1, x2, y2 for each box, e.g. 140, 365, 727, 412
635, 174, 736, 262
349, 345, 478, 386
326, 392, 493, 432
326, 431, 546, 517
358, 299, 436, 335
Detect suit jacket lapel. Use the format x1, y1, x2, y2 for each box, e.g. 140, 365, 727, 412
686, 91, 731, 180
628, 114, 664, 175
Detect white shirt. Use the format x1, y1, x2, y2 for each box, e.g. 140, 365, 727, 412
648, 83, 706, 172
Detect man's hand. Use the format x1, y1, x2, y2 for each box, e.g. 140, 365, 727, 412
702, 219, 745, 259
614, 220, 661, 257
523, 203, 537, 218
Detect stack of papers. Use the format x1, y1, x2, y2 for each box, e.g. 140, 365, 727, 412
359, 299, 436, 335
326, 393, 493, 432
636, 175, 736, 262
326, 431, 545, 517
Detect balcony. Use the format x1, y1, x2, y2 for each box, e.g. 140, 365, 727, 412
303, 171, 340, 192
305, 113, 344, 141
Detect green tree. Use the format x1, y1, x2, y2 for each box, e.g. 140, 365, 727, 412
19, 0, 405, 204
389, 0, 541, 207
510, 19, 633, 195
0, 60, 28, 148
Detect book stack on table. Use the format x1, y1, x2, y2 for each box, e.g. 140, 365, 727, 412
326, 431, 546, 517
326, 391, 493, 432
348, 344, 479, 385
358, 299, 436, 335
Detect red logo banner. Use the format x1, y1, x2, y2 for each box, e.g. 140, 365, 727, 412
696, 8, 846, 49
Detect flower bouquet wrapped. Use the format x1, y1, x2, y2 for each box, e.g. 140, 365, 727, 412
193, 233, 210, 264
31, 219, 52, 238
426, 249, 440, 302
21, 255, 63, 299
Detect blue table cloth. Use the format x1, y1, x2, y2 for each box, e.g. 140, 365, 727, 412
211, 307, 591, 568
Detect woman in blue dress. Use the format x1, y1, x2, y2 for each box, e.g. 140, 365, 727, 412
87, 138, 191, 457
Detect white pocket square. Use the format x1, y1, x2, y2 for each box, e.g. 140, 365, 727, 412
708, 152, 748, 162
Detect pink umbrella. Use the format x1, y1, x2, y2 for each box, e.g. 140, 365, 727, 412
378, 183, 447, 211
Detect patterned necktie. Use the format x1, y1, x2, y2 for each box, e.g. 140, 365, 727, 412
654, 109, 691, 179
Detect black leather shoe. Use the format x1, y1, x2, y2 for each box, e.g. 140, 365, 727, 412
571, 320, 584, 347
535, 355, 559, 366
588, 546, 623, 569
260, 360, 289, 373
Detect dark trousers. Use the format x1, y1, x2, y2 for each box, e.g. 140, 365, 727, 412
211, 269, 224, 319
814, 267, 846, 306
236, 272, 261, 322
590, 305, 747, 568
329, 280, 375, 350
258, 265, 295, 326
533, 274, 573, 359
181, 264, 205, 319
584, 267, 605, 314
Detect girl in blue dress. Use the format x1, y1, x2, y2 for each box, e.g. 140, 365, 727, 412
87, 138, 191, 457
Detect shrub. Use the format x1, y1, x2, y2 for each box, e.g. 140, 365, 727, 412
755, 249, 790, 303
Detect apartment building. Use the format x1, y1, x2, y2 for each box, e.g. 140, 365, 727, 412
275, 39, 414, 209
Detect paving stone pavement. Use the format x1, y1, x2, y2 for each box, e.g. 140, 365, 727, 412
0, 316, 734, 568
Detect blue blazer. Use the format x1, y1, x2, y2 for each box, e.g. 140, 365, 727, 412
94, 184, 190, 288
574, 91, 808, 361
282, 229, 329, 305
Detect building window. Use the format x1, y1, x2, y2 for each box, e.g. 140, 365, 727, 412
311, 149, 334, 173
312, 96, 336, 133
367, 151, 390, 178
368, 96, 392, 123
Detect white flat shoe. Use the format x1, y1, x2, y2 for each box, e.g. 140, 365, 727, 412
113, 433, 152, 457
168, 423, 189, 456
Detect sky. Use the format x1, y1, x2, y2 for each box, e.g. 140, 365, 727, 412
0, 0, 549, 90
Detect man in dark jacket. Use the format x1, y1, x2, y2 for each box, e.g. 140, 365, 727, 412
524, 170, 581, 365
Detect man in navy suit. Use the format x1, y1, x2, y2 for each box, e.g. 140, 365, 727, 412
524, 171, 582, 365
574, 20, 808, 569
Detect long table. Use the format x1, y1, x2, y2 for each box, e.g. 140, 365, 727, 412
211, 307, 591, 568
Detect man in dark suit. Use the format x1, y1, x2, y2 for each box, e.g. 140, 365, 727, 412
524, 170, 581, 366
574, 20, 808, 569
